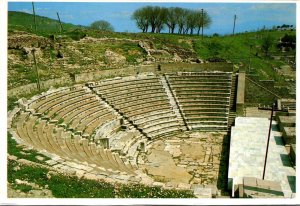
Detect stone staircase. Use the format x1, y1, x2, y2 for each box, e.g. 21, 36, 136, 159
228, 73, 237, 131
160, 76, 188, 130
229, 74, 237, 111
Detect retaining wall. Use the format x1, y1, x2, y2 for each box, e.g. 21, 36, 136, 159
8, 63, 233, 97
8, 76, 72, 97
236, 71, 245, 116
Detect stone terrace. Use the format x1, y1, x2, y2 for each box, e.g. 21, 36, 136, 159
166, 72, 235, 131
228, 117, 296, 198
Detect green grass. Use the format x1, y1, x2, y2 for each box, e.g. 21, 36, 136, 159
7, 132, 50, 164
8, 11, 81, 36
8, 11, 295, 105
14, 184, 34, 193
8, 159, 195, 198
192, 30, 295, 103
7, 96, 19, 111
57, 118, 64, 124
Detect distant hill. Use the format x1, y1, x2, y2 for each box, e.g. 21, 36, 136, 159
8, 11, 83, 34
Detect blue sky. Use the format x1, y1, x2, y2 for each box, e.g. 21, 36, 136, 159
8, 2, 296, 35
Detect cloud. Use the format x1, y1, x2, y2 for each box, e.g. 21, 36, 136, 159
20, 8, 32, 14
249, 3, 295, 13
108, 11, 132, 19
202, 6, 233, 16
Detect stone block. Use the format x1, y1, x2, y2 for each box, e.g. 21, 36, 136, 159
177, 183, 191, 190
152, 182, 165, 187
45, 159, 57, 166
75, 170, 86, 179
193, 187, 212, 198
8, 155, 18, 161
243, 177, 257, 187
164, 182, 178, 189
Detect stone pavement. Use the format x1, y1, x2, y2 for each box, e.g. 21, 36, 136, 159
245, 107, 272, 118
138, 132, 226, 189
228, 117, 296, 198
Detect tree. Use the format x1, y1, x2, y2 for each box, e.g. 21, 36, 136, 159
177, 8, 189, 34
147, 6, 160, 33
195, 10, 212, 35
131, 6, 151, 33
155, 7, 168, 33
90, 20, 114, 32
186, 10, 198, 35
131, 6, 212, 35
261, 34, 274, 56
165, 7, 179, 33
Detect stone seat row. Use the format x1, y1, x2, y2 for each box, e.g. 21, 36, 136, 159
46, 102, 116, 137
96, 80, 162, 91
167, 72, 232, 77
100, 87, 165, 100
25, 86, 121, 138
97, 84, 163, 97
41, 93, 96, 117
174, 88, 230, 93
171, 85, 232, 89
32, 90, 88, 114
166, 73, 233, 132
170, 81, 232, 85
179, 99, 230, 105
14, 112, 136, 175
168, 74, 232, 78
92, 76, 185, 139
175, 92, 231, 98
110, 93, 167, 106
134, 112, 177, 126
120, 103, 184, 139
28, 86, 86, 111
180, 103, 229, 108
92, 77, 160, 89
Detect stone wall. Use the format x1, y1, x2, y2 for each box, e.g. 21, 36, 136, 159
8, 63, 233, 97
236, 71, 245, 116
74, 65, 155, 83
74, 63, 234, 83
8, 76, 73, 97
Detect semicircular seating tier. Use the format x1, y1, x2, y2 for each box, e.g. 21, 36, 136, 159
166, 72, 234, 131
12, 85, 140, 176
90, 75, 187, 140
11, 71, 236, 181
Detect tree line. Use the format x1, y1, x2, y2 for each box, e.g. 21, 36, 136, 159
131, 6, 212, 35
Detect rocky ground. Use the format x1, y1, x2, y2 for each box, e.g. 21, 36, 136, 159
7, 182, 53, 198
138, 132, 228, 190
8, 30, 199, 89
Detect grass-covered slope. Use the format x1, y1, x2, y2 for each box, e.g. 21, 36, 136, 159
7, 11, 296, 105
8, 11, 81, 34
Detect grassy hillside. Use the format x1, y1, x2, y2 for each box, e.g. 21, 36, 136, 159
8, 11, 82, 34
7, 11, 296, 106
194, 30, 295, 81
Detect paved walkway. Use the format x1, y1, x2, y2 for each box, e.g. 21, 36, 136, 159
228, 117, 296, 198
245, 107, 272, 118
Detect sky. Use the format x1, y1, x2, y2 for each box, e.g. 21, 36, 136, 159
8, 2, 296, 35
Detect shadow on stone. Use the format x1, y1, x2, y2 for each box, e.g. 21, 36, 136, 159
273, 136, 283, 145
216, 134, 230, 194
287, 175, 296, 193
280, 154, 292, 167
